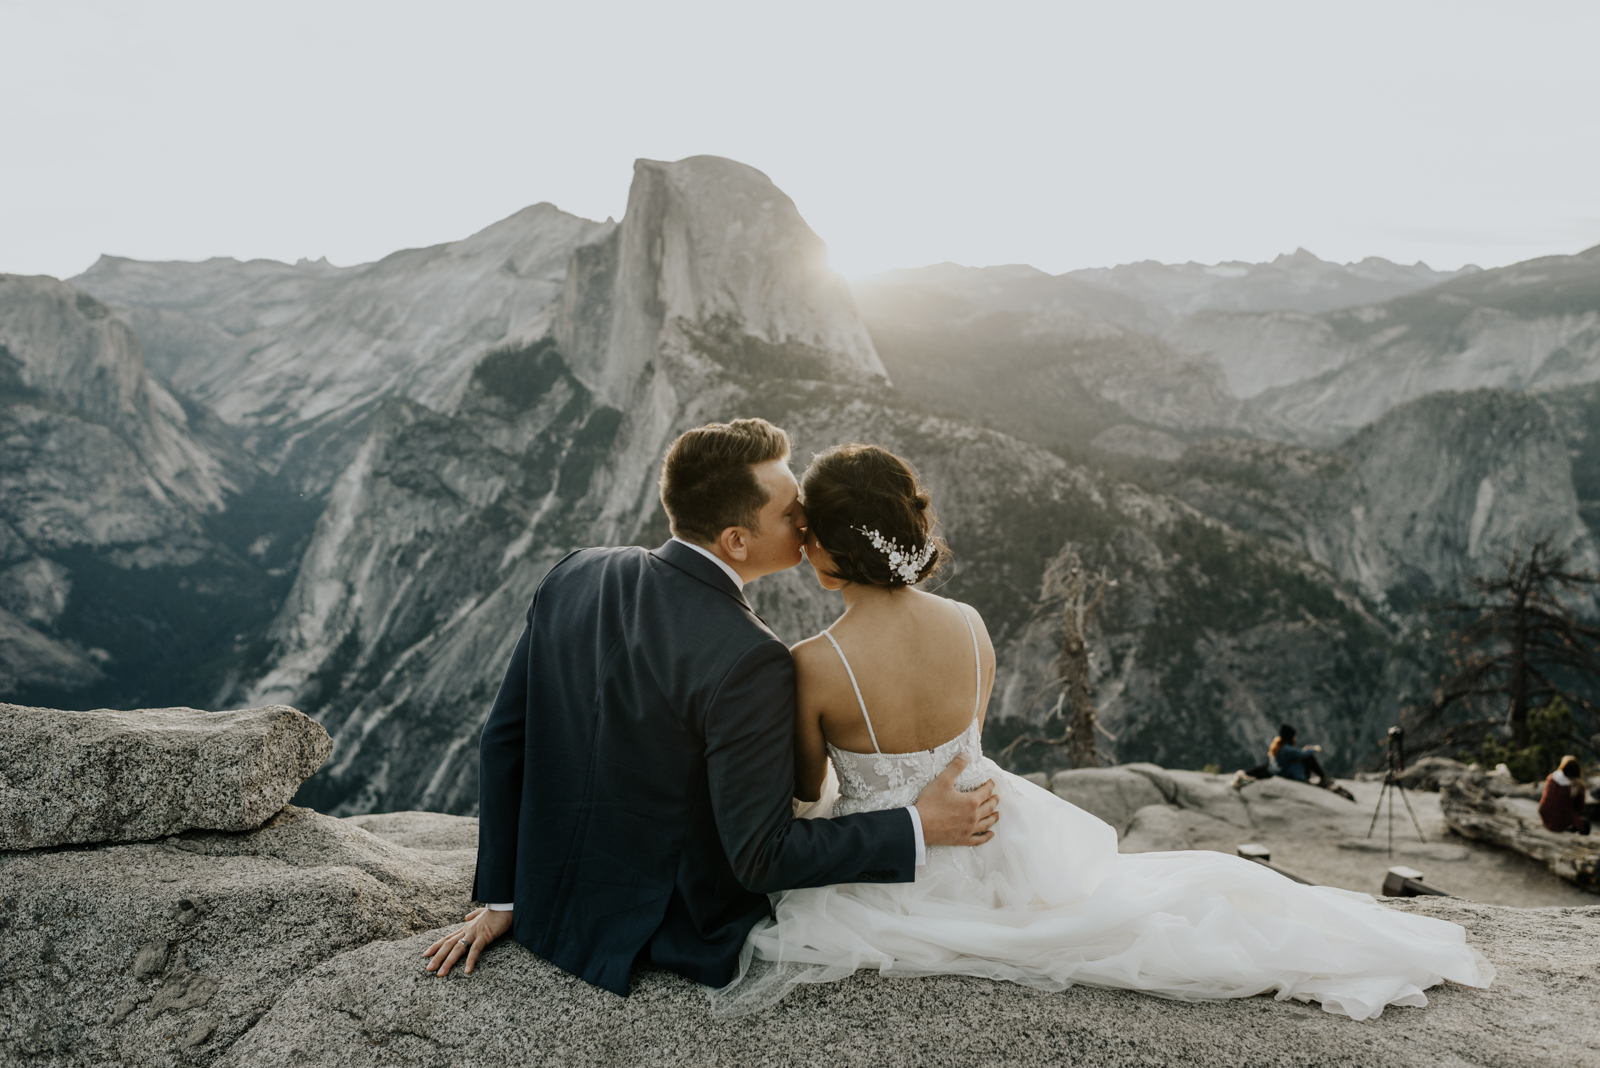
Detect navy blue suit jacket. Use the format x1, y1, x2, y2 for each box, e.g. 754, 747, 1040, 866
472, 539, 915, 994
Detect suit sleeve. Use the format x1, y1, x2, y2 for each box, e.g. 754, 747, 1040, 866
472, 618, 532, 903
704, 638, 916, 894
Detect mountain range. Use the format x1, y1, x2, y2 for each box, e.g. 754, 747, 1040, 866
3, 155, 1597, 814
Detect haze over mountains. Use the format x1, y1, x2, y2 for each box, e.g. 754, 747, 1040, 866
3, 154, 1597, 814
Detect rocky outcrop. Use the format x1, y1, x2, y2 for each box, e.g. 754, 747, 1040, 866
1058, 764, 1350, 848
0, 806, 477, 1067
4, 712, 1594, 1067
1044, 763, 1376, 855
1047, 767, 1166, 833
0, 702, 331, 849
1118, 802, 1195, 852
14, 791, 1594, 1068
1396, 757, 1475, 792
1441, 767, 1600, 891
0, 697, 474, 1067
219, 899, 1596, 1068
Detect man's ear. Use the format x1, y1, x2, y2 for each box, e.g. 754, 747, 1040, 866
718, 526, 750, 562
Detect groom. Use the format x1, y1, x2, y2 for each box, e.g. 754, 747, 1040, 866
426, 418, 999, 993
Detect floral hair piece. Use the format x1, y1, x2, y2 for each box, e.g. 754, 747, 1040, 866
852, 526, 935, 585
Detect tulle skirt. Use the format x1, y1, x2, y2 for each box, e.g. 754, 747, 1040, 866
710, 768, 1493, 1020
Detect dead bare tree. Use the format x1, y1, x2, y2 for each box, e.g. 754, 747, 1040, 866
1411, 534, 1600, 754
999, 549, 1116, 769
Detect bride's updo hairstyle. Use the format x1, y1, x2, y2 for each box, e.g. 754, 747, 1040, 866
801, 444, 947, 588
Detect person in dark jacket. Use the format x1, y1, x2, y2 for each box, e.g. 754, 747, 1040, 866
1540, 756, 1590, 835
420, 418, 999, 993
1268, 724, 1326, 782
1264, 724, 1354, 800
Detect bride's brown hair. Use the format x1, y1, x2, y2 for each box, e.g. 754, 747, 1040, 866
801, 444, 947, 588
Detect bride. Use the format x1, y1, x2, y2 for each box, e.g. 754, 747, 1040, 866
711, 443, 1494, 1020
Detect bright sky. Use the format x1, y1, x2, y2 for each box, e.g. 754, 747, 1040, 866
3, 0, 1598, 281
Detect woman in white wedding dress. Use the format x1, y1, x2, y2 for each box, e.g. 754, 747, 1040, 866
711, 443, 1494, 1020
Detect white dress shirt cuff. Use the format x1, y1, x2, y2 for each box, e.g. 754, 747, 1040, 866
905, 805, 927, 866
487, 902, 514, 911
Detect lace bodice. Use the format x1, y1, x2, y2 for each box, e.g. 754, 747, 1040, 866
820, 598, 997, 817
827, 718, 997, 816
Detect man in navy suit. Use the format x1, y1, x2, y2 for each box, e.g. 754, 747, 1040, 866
425, 418, 998, 993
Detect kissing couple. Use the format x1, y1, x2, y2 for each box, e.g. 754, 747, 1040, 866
425, 418, 1492, 1020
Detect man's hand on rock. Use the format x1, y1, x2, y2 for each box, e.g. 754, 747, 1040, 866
915, 754, 999, 847
423, 906, 512, 976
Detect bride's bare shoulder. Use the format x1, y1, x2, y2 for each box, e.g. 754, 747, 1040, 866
789, 634, 849, 700
944, 597, 996, 650
789, 633, 836, 669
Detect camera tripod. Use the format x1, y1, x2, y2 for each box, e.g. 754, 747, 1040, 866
1366, 726, 1426, 857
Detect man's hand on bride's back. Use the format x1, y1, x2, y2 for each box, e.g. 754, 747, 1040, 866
914, 755, 999, 847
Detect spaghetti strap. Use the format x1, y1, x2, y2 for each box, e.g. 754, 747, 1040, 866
953, 601, 982, 721
823, 629, 881, 754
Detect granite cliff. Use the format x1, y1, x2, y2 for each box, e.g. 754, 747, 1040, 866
0, 276, 302, 709
1157, 389, 1600, 608
76, 204, 614, 432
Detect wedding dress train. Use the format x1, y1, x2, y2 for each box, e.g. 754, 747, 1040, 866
710, 601, 1493, 1020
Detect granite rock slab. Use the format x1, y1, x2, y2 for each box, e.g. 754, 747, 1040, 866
0, 806, 478, 1067
1048, 767, 1165, 834
220, 899, 1600, 1068
1118, 804, 1194, 852
0, 702, 331, 849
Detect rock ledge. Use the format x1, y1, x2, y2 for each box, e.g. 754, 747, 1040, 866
0, 702, 331, 849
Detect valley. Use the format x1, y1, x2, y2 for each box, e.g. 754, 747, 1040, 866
4, 155, 1597, 815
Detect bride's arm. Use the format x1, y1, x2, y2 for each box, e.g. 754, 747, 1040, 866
791, 640, 830, 803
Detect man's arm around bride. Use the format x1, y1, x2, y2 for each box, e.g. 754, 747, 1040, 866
422, 419, 997, 984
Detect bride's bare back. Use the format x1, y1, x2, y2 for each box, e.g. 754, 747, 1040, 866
791, 587, 996, 799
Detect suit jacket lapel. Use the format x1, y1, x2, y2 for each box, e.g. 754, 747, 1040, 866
652, 540, 753, 612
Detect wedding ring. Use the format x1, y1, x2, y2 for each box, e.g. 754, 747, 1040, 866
458, 939, 471, 947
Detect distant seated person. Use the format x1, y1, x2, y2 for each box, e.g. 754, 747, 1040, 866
1268, 724, 1324, 782
1539, 756, 1591, 836
1265, 724, 1354, 799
